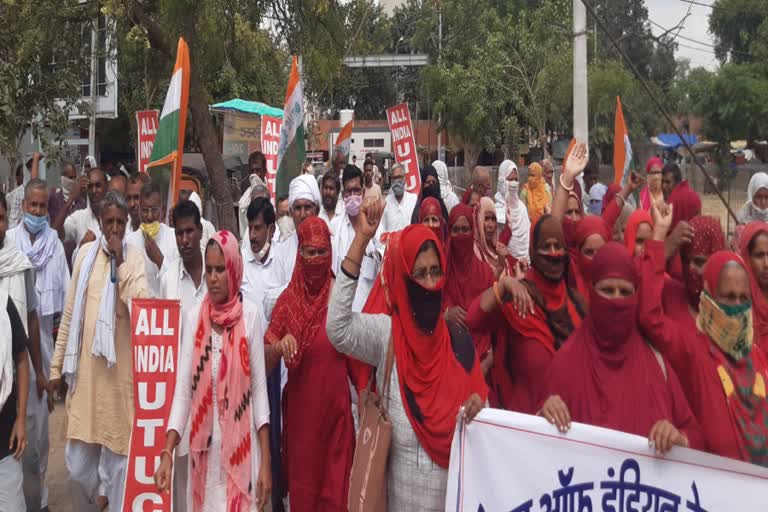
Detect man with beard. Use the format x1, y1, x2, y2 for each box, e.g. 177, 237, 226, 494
377, 163, 417, 245
318, 173, 341, 235
49, 191, 149, 511
7, 179, 69, 511
53, 167, 108, 251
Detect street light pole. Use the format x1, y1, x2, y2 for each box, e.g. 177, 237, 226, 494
437, 7, 444, 162
573, 0, 588, 145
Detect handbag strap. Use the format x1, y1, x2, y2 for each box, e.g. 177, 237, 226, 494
380, 332, 396, 411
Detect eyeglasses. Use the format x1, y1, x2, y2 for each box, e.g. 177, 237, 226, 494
342, 187, 363, 198
411, 267, 444, 281
390, 175, 405, 182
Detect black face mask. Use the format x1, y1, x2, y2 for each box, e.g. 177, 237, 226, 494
422, 182, 440, 199
405, 278, 442, 334
533, 253, 567, 282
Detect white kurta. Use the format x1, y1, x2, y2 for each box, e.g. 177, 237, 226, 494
167, 301, 270, 511
377, 190, 418, 249
63, 207, 101, 246
331, 214, 379, 312
126, 224, 180, 297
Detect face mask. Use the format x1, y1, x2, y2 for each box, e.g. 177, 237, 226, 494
684, 266, 704, 308
588, 291, 638, 350
423, 183, 440, 199
405, 278, 443, 334
303, 253, 331, 294
450, 233, 475, 263
140, 221, 161, 239
752, 204, 768, 222
588, 201, 603, 215
391, 180, 405, 196
697, 292, 753, 360
507, 180, 519, 196
533, 252, 566, 282
344, 194, 363, 217
256, 240, 270, 261
23, 213, 48, 234
61, 176, 74, 198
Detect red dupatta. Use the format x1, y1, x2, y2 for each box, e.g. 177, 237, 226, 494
739, 222, 768, 350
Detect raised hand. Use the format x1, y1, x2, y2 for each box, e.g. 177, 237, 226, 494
358, 199, 384, 241
563, 142, 589, 182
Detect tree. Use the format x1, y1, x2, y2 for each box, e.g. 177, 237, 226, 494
0, 1, 95, 165
709, 0, 765, 64
103, 0, 347, 233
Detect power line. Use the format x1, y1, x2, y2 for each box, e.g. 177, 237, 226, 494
648, 19, 717, 50
649, 18, 752, 57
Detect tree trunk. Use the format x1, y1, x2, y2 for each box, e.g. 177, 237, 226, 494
188, 85, 237, 234
463, 141, 481, 183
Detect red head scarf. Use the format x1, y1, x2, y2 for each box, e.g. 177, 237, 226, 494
681, 216, 725, 308
265, 217, 333, 368
624, 209, 654, 255
669, 181, 702, 229
385, 224, 488, 468
602, 184, 621, 214
541, 242, 687, 438
573, 216, 612, 284
191, 230, 252, 512
739, 222, 768, 348
646, 157, 664, 173
445, 204, 494, 311
702, 251, 746, 295
419, 197, 446, 244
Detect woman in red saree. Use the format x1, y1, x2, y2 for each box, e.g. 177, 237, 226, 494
665, 181, 701, 279
569, 215, 612, 300
640, 206, 768, 465
739, 221, 768, 350
418, 196, 446, 245
444, 204, 495, 371
624, 209, 654, 257
264, 217, 354, 511
662, 215, 725, 334
467, 215, 586, 412
539, 242, 703, 453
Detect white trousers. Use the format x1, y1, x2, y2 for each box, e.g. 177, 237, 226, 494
0, 455, 26, 511
173, 454, 188, 512
65, 440, 127, 511
22, 380, 49, 511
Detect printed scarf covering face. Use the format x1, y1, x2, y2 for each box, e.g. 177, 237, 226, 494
190, 230, 252, 512
62, 236, 124, 390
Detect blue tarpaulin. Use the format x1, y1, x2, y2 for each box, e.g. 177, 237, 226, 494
210, 98, 284, 118
654, 133, 697, 149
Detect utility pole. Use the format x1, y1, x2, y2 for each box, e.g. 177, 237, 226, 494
88, 19, 98, 159
573, 0, 588, 145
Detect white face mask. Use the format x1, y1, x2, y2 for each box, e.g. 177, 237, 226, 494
255, 226, 274, 260
61, 176, 75, 198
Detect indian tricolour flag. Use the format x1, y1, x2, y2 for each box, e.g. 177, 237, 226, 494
334, 119, 354, 158
613, 96, 633, 186
146, 38, 190, 211
275, 56, 306, 197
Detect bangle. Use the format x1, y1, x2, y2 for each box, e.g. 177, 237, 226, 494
160, 448, 174, 462
616, 194, 626, 206
493, 281, 503, 307
344, 256, 362, 269
558, 174, 574, 192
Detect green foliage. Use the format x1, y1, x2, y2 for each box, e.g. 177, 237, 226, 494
0, 0, 95, 161
709, 0, 766, 64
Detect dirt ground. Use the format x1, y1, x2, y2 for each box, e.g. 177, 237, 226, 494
47, 404, 73, 512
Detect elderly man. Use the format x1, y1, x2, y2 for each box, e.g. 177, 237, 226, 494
126, 182, 179, 297
377, 163, 417, 247
7, 153, 41, 230
7, 179, 69, 512
53, 167, 108, 251
462, 166, 493, 204
107, 175, 127, 197
49, 191, 149, 511
125, 173, 150, 234
238, 152, 269, 238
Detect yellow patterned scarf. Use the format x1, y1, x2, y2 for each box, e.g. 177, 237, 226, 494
697, 291, 754, 360
140, 221, 161, 239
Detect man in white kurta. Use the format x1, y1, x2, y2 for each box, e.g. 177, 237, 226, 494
7, 179, 69, 512
332, 166, 379, 311
55, 167, 108, 249
158, 200, 207, 512
49, 192, 149, 511
376, 163, 417, 250
126, 182, 179, 297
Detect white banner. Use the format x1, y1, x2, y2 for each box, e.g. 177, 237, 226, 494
446, 409, 768, 512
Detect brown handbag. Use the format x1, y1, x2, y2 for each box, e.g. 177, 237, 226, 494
348, 336, 396, 512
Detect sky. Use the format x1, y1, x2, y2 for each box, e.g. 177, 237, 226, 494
646, 0, 720, 70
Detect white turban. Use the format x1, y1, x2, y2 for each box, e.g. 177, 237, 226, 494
189, 191, 203, 215
288, 174, 321, 208
432, 160, 452, 197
